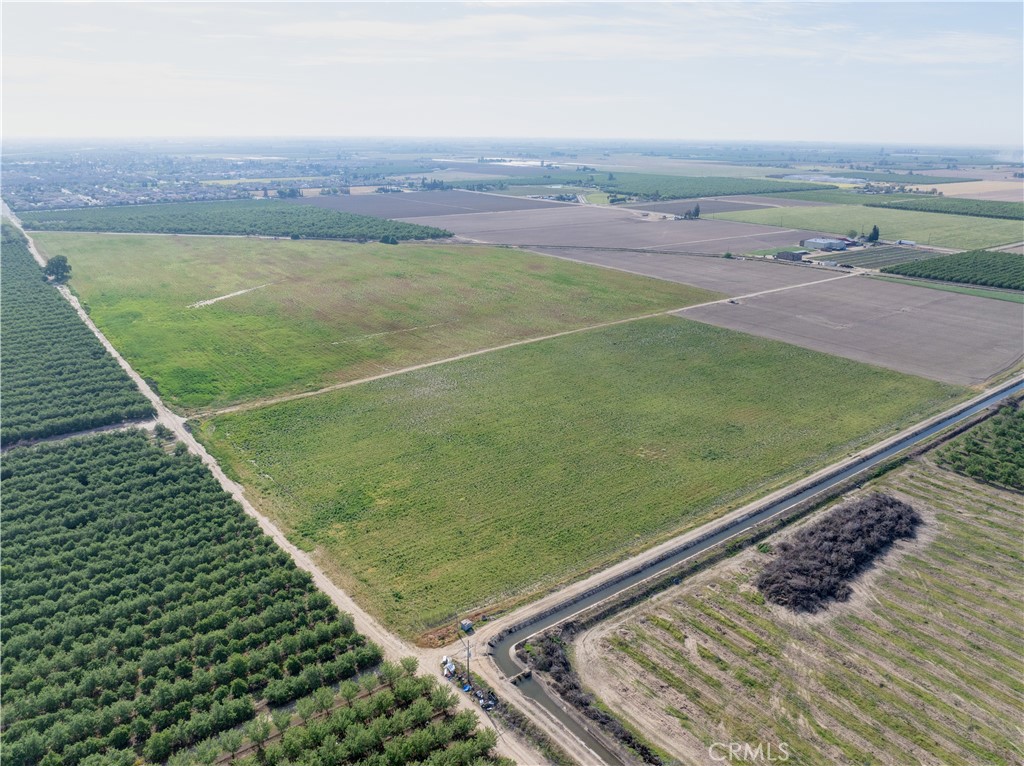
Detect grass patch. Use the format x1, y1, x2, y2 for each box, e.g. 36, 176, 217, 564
708, 204, 1022, 250
34, 233, 717, 411
195, 317, 961, 637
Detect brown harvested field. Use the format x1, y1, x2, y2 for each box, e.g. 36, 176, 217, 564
576, 460, 1023, 766
290, 189, 567, 218
922, 180, 1023, 202
625, 195, 828, 216
526, 247, 832, 296
681, 276, 1023, 386
404, 205, 824, 253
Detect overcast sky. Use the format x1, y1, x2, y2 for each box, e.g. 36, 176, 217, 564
3, 1, 1022, 146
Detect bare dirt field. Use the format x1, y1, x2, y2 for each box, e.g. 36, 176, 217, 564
681, 276, 1023, 385
526, 247, 832, 296
291, 189, 566, 218
575, 460, 1023, 766
404, 205, 824, 253
920, 180, 1023, 202
625, 195, 827, 216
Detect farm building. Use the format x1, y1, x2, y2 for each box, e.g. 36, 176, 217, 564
775, 251, 804, 262
801, 237, 847, 251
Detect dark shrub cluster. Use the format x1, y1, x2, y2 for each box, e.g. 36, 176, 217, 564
755, 492, 921, 613
518, 634, 663, 765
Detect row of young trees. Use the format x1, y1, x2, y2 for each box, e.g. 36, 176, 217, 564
0, 225, 154, 445
1, 432, 384, 765
19, 201, 453, 241
881, 250, 1024, 291
865, 197, 1024, 220
938, 402, 1024, 490
164, 665, 505, 766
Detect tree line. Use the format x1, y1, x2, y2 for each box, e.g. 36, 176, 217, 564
0, 225, 153, 446
938, 402, 1024, 490
1, 432, 382, 765
882, 250, 1024, 291
19, 201, 453, 242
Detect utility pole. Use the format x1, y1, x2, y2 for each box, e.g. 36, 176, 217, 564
455, 615, 472, 679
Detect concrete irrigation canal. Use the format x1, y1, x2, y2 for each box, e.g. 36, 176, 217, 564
489, 377, 1024, 765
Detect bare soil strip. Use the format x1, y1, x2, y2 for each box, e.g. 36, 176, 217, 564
189, 283, 271, 308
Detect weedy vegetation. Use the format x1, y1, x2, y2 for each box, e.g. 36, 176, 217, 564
196, 317, 962, 637
35, 233, 718, 410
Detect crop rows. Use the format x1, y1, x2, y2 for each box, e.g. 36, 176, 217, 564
461, 172, 832, 201
937, 403, 1024, 490
865, 197, 1024, 220
167, 667, 506, 765
197, 316, 959, 637
18, 200, 452, 241
0, 431, 384, 765
881, 250, 1024, 290
0, 225, 153, 445
591, 458, 1023, 766
819, 245, 937, 269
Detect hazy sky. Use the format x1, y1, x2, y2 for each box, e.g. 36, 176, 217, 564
3, 2, 1022, 146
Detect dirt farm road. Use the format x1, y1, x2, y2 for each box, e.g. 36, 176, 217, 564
195, 270, 858, 420
10, 217, 547, 765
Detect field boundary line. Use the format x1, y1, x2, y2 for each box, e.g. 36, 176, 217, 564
9, 217, 538, 764
193, 308, 680, 418
196, 272, 859, 419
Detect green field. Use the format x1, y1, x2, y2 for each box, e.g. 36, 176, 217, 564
196, 317, 961, 638
771, 190, 924, 205
708, 204, 1022, 250
35, 234, 716, 411
461, 173, 832, 200
585, 458, 1022, 766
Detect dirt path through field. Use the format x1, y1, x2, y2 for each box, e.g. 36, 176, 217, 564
190, 283, 271, 308
10, 218, 543, 766
196, 271, 857, 420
